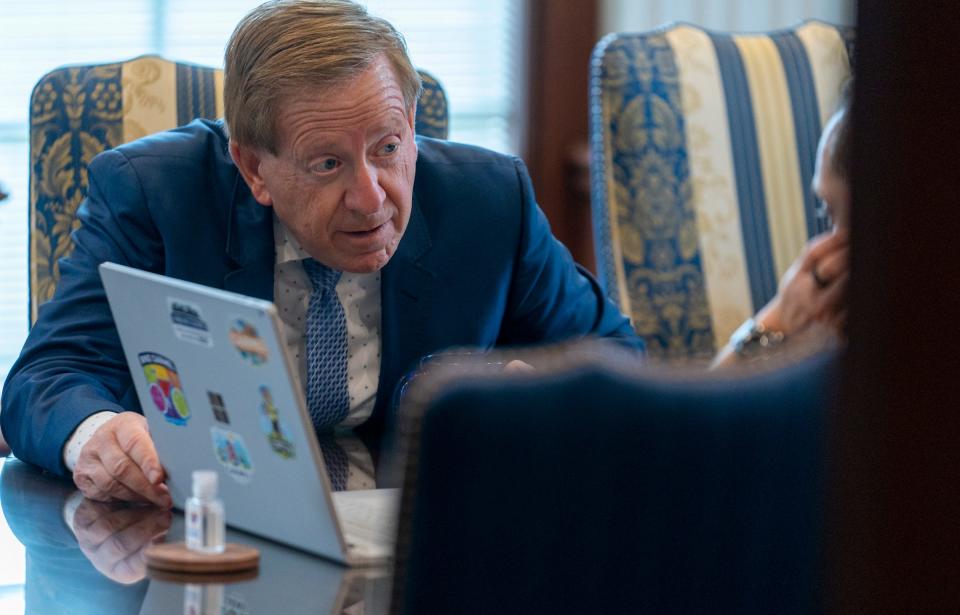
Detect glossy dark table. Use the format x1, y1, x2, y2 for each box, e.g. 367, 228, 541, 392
0, 457, 391, 614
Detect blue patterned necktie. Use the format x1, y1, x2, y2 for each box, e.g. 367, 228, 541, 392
316, 433, 349, 491
302, 258, 350, 431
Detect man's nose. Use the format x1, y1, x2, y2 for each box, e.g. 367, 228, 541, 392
344, 161, 386, 214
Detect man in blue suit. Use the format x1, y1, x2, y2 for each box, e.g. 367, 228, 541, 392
1, 0, 640, 506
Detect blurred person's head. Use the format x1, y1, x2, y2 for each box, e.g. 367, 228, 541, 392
813, 82, 853, 230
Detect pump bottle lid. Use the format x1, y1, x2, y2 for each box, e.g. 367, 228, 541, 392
192, 470, 218, 498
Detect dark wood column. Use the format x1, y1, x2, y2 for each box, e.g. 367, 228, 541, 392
524, 0, 600, 271
829, 1, 960, 612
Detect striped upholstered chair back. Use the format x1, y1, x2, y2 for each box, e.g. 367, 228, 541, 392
29, 55, 449, 323
590, 21, 853, 363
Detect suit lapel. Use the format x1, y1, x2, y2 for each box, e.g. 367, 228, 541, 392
223, 171, 275, 301
219, 160, 433, 423
376, 195, 435, 423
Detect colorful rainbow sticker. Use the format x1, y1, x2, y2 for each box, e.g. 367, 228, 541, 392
138, 352, 191, 426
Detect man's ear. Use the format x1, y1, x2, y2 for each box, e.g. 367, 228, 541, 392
229, 141, 273, 207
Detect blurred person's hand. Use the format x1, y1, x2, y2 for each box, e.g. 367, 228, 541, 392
757, 229, 850, 337
73, 412, 171, 508
71, 498, 172, 584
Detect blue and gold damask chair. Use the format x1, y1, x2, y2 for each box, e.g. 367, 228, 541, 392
29, 56, 448, 323
590, 21, 854, 362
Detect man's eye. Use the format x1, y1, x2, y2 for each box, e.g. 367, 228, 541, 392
380, 142, 399, 155
312, 158, 339, 172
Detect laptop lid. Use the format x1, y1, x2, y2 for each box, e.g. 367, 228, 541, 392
99, 262, 352, 563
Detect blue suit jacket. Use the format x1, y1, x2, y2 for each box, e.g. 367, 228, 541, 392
2, 119, 641, 476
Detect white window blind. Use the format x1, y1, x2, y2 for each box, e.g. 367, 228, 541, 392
600, 0, 853, 35
0, 0, 526, 385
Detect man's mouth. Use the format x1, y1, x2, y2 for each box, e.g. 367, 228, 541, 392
344, 221, 388, 238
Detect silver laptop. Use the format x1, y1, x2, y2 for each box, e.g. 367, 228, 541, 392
99, 262, 398, 566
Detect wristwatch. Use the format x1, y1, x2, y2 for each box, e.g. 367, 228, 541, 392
730, 318, 786, 358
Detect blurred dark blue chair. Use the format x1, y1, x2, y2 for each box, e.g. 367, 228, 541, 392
391, 345, 837, 614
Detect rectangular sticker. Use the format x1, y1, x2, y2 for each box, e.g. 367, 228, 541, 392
168, 298, 213, 347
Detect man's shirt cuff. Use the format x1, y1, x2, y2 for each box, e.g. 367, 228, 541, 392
63, 411, 118, 472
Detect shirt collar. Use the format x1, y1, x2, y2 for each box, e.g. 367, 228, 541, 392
273, 213, 311, 265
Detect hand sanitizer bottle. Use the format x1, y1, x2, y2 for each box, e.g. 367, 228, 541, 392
185, 470, 225, 554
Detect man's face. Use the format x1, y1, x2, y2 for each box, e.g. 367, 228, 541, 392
232, 55, 417, 273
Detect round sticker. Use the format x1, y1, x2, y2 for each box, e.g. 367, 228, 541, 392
139, 352, 191, 426
228, 319, 269, 366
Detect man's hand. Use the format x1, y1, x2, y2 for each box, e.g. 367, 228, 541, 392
73, 413, 172, 508
71, 498, 172, 584
758, 230, 850, 336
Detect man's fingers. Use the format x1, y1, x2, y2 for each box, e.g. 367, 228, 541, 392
99, 443, 171, 508
75, 506, 171, 584
112, 509, 171, 554
74, 413, 172, 508
95, 520, 157, 563
107, 557, 146, 586
74, 459, 129, 502
75, 503, 163, 548
75, 444, 169, 507
75, 460, 154, 505
113, 414, 164, 485
73, 500, 131, 542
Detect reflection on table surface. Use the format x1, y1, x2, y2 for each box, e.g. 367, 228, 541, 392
0, 458, 391, 614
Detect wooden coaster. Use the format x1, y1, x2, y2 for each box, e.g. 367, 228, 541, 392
144, 542, 260, 574
148, 566, 259, 585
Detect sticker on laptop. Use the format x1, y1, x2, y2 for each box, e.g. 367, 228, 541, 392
139, 352, 191, 426
211, 427, 254, 483
228, 318, 269, 366
167, 298, 213, 347
257, 385, 296, 459
207, 391, 230, 425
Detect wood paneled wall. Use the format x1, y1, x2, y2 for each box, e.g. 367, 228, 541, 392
523, 0, 600, 271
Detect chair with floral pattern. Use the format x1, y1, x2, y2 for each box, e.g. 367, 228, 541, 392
589, 21, 854, 363
29, 56, 448, 323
